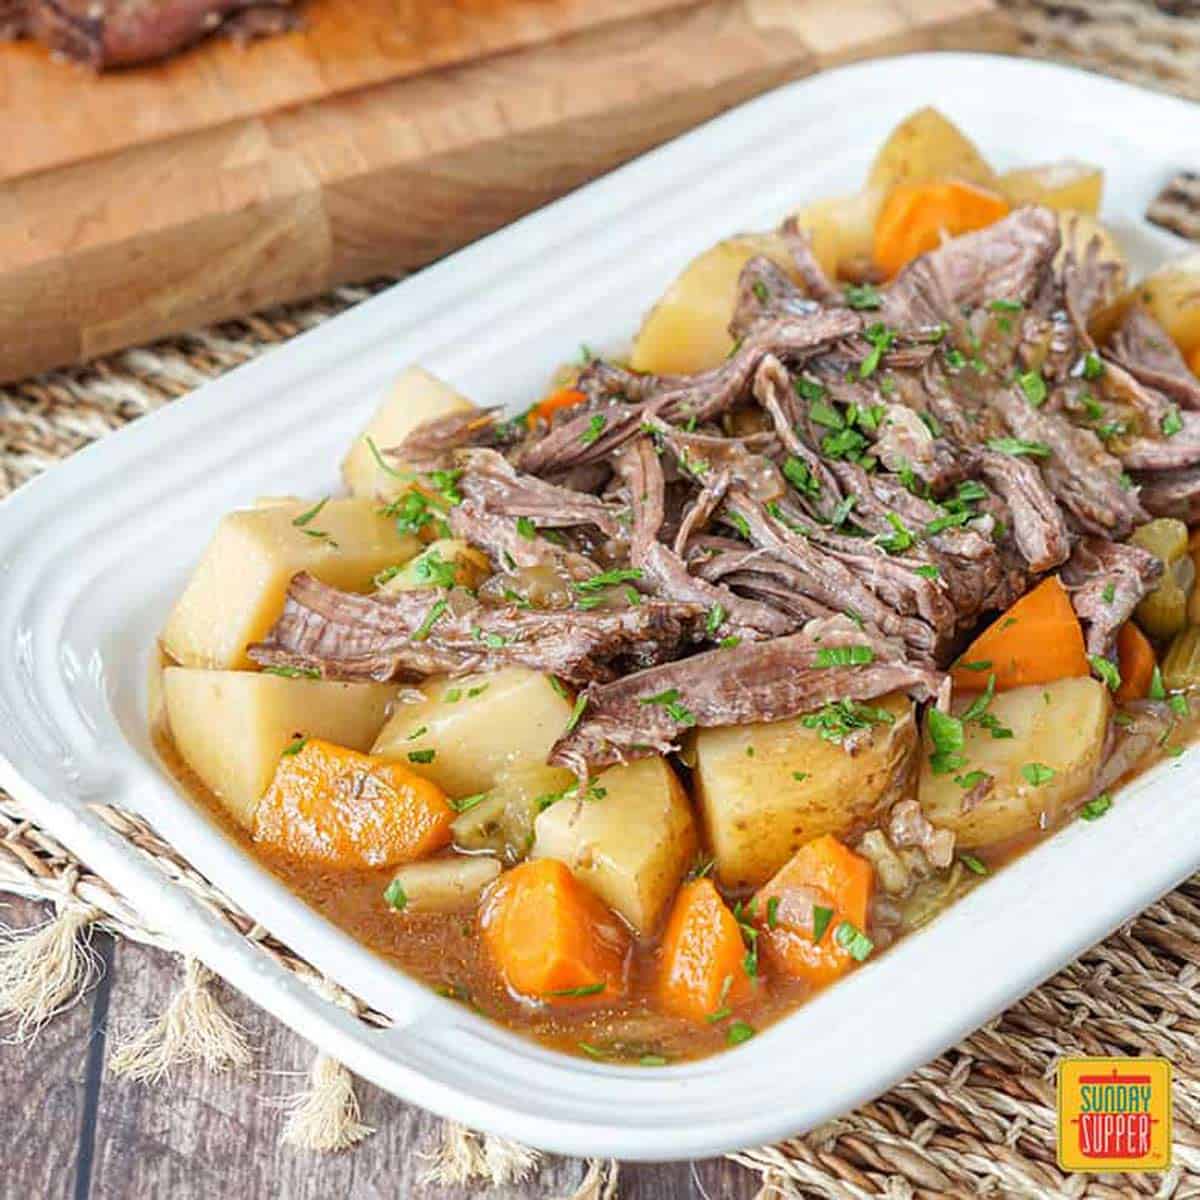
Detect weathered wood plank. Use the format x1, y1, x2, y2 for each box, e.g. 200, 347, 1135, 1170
0, 896, 108, 1200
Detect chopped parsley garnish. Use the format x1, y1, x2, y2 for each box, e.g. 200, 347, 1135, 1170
877, 512, 915, 554
844, 282, 882, 310
955, 770, 989, 790
809, 398, 845, 430
448, 792, 488, 814
752, 280, 769, 303
794, 375, 826, 403
442, 688, 463, 704
564, 693, 589, 732
516, 516, 537, 540
706, 603, 727, 635
639, 1054, 669, 1067
766, 897, 780, 930
264, 665, 320, 679
986, 437, 1051, 459
811, 905, 834, 943
834, 920, 874, 962
783, 455, 821, 496
919, 410, 943, 437
1089, 655, 1122, 692
791, 771, 810, 783
725, 511, 751, 539
1161, 405, 1183, 438
1149, 666, 1166, 701
726, 1021, 756, 1046
575, 568, 644, 594
281, 735, 308, 757
944, 347, 967, 371
405, 725, 428, 741
382, 490, 434, 536
638, 687, 697, 727
927, 707, 966, 775
960, 853, 988, 875
580, 414, 607, 446
914, 564, 941, 579
577, 1041, 607, 1059
859, 323, 896, 379
1170, 693, 1190, 718
1017, 370, 1047, 408
428, 468, 463, 506
821, 427, 870, 461
830, 495, 858, 527
414, 549, 460, 590
988, 298, 1023, 314
547, 982, 606, 998
815, 644, 875, 668
365, 435, 412, 480
1080, 794, 1112, 821
961, 673, 997, 725
1102, 582, 1116, 604
1080, 351, 1105, 380
1021, 762, 1055, 787
412, 598, 448, 641
383, 879, 408, 910
407, 749, 436, 764
549, 675, 569, 699
801, 698, 894, 745
958, 659, 992, 672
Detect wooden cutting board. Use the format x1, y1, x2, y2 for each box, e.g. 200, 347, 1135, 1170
0, 0, 1015, 382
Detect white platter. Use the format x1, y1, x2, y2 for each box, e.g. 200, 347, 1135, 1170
1, 53, 1198, 1161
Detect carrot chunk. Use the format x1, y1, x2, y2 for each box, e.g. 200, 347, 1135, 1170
254, 738, 453, 869
951, 576, 1089, 693
1189, 345, 1200, 380
655, 879, 752, 1024
480, 859, 630, 1006
753, 835, 874, 990
532, 387, 586, 426
1115, 621, 1157, 702
874, 179, 1010, 278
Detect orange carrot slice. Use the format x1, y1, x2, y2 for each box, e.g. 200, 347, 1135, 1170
951, 576, 1089, 693
479, 859, 629, 1007
874, 179, 1010, 278
254, 738, 453, 869
753, 835, 874, 990
655, 878, 752, 1024
1115, 621, 1157, 703
1189, 345, 1200, 380
532, 387, 586, 426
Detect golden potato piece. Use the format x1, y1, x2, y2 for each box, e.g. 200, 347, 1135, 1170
631, 234, 798, 375
789, 190, 877, 281
163, 499, 420, 670
918, 677, 1110, 849
999, 161, 1103, 215
385, 856, 501, 914
341, 366, 476, 502
532, 756, 697, 935
693, 692, 916, 889
372, 668, 574, 799
1133, 251, 1200, 359
163, 668, 397, 829
376, 538, 491, 594
866, 107, 998, 199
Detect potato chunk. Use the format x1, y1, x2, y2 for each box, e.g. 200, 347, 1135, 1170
376, 538, 490, 594
631, 235, 799, 375
385, 855, 501, 913
1131, 252, 1200, 358
693, 693, 916, 888
372, 668, 573, 798
919, 677, 1110, 848
163, 499, 419, 670
163, 669, 397, 829
866, 107, 998, 197
999, 161, 1103, 215
341, 366, 476, 501
532, 757, 697, 935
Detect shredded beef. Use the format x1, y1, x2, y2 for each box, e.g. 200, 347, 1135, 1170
1061, 537, 1162, 657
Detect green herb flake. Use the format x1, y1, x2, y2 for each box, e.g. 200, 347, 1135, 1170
960, 853, 989, 875
752, 280, 769, 304
564, 692, 589, 733
1022, 762, 1055, 787
264, 665, 320, 679
726, 1021, 756, 1046
783, 456, 821, 497
516, 516, 537, 540
834, 920, 874, 962
383, 878, 408, 910
281, 735, 308, 758
412, 598, 448, 642
792, 771, 810, 783
547, 982, 605, 998
1017, 370, 1047, 408
859, 323, 896, 379
915, 564, 941, 579
815, 644, 875, 668
958, 659, 993, 672
927, 707, 966, 775
407, 749, 436, 764
1161, 405, 1184, 438
811, 905, 834, 943
706, 603, 728, 635
766, 896, 780, 930
987, 437, 1051, 459
1102, 582, 1116, 604
1149, 666, 1167, 701
1080, 793, 1112, 821
1081, 351, 1105, 381
1170, 693, 1190, 718
955, 770, 989, 790
639, 1054, 669, 1067
844, 282, 882, 310
449, 792, 488, 814
809, 398, 845, 430
292, 497, 330, 528
1089, 655, 1122, 692
580, 414, 607, 446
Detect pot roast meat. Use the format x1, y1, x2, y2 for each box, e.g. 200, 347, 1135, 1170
12, 0, 298, 68
612, 438, 794, 639
448, 499, 598, 583
1119, 409, 1200, 472
1061, 537, 1163, 658
1134, 463, 1200, 523
1106, 306, 1200, 411
974, 448, 1071, 573
729, 258, 821, 341
880, 207, 1061, 331
548, 615, 943, 776
249, 572, 703, 685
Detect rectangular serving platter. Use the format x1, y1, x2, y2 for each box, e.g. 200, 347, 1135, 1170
0, 53, 1197, 1161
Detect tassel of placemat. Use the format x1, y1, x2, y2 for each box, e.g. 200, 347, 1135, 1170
0, 898, 102, 1039
279, 1052, 374, 1152
108, 956, 252, 1081
557, 1159, 619, 1200
420, 1121, 541, 1187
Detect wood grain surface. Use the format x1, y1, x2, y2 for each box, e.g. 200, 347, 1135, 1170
0, 894, 759, 1199
0, 0, 1015, 382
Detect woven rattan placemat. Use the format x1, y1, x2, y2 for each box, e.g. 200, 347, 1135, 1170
2, 10, 1200, 1196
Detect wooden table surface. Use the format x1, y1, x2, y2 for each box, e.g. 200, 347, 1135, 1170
1, 893, 760, 1198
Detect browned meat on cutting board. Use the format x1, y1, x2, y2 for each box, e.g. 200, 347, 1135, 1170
1, 0, 299, 68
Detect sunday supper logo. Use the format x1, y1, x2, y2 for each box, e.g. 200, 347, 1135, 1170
1057, 1058, 1172, 1172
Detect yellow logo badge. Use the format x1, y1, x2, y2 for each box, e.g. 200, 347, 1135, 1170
1058, 1058, 1172, 1172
